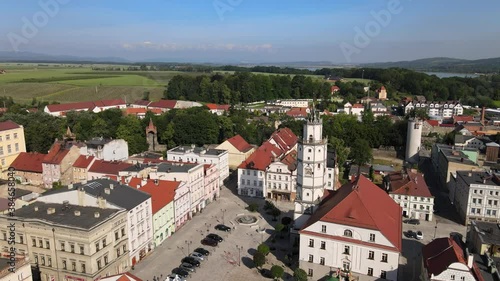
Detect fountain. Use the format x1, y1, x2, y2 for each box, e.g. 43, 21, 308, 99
236, 214, 258, 225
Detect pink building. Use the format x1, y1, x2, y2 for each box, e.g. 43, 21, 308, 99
204, 164, 220, 204
173, 180, 190, 231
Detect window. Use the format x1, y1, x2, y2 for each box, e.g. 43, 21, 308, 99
308, 149, 312, 153
382, 253, 388, 262
320, 241, 326, 250
342, 261, 350, 271
321, 225, 326, 233
104, 255, 108, 265
308, 239, 314, 247
72, 261, 76, 271
15, 143, 19, 152
34, 255, 38, 264
95, 242, 100, 252
97, 260, 102, 270
102, 238, 107, 247
460, 276, 465, 281
62, 260, 67, 270
47, 257, 51, 267
344, 229, 352, 237
380, 270, 387, 279
368, 251, 374, 260
368, 267, 373, 276
343, 246, 350, 255
70, 244, 75, 253
59, 241, 64, 250
38, 239, 43, 248
116, 248, 121, 256
308, 254, 313, 262
79, 245, 84, 255
41, 256, 45, 266
450, 275, 455, 280
369, 233, 375, 242
123, 245, 126, 253
0, 147, 3, 155
81, 263, 86, 273
115, 232, 119, 241
320, 257, 325, 265
7, 145, 11, 153
253, 171, 257, 176
308, 269, 313, 276
6, 134, 10, 140
19, 235, 23, 244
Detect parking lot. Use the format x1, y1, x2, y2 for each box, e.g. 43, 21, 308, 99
132, 181, 293, 281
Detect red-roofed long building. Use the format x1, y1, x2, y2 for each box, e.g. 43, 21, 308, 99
298, 175, 402, 281
10, 152, 46, 185
43, 99, 126, 117
216, 134, 256, 170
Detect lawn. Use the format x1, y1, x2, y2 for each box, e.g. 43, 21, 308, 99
48, 75, 162, 87
492, 100, 500, 108
213, 70, 324, 80
342, 78, 373, 85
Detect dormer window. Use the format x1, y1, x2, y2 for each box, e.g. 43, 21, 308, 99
344, 229, 353, 237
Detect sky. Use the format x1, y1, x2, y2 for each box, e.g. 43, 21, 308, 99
0, 0, 499, 63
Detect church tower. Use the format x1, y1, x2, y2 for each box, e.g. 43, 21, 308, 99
293, 106, 328, 230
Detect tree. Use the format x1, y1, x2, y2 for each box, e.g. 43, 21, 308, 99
257, 243, 270, 256
349, 138, 373, 176
271, 265, 284, 280
328, 136, 349, 175
116, 115, 148, 154
275, 223, 285, 238
270, 207, 282, 221
252, 252, 265, 269
293, 268, 308, 281
160, 122, 176, 149
142, 91, 150, 101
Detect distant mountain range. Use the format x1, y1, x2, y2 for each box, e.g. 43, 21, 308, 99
361, 57, 500, 73
0, 51, 131, 64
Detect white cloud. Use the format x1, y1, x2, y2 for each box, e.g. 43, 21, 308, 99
120, 41, 273, 52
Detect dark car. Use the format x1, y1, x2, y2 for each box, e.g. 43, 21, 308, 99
404, 219, 420, 225
206, 233, 223, 242
215, 224, 231, 232
171, 268, 190, 278
180, 262, 196, 272
201, 238, 218, 247
194, 247, 210, 256
181, 256, 201, 267
404, 230, 416, 238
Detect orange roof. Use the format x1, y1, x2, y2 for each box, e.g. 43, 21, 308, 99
10, 152, 45, 173
331, 85, 340, 91
454, 115, 474, 123
73, 155, 95, 168
124, 108, 163, 115
46, 101, 95, 113
99, 272, 143, 281
88, 160, 133, 175
269, 127, 298, 152
301, 175, 402, 252
0, 120, 20, 131
43, 143, 70, 164
206, 103, 230, 110
227, 135, 253, 152
281, 150, 297, 171
286, 107, 308, 117
385, 171, 432, 198
352, 103, 364, 108
426, 120, 439, 127
133, 178, 178, 214
238, 141, 282, 171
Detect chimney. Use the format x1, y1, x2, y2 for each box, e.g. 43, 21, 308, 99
34, 206, 39, 212
467, 254, 474, 268
104, 188, 110, 194
97, 196, 107, 209
468, 171, 472, 177
78, 187, 85, 206
154, 179, 159, 185
136, 185, 141, 189
109, 184, 114, 190
483, 178, 487, 184
82, 180, 87, 185
74, 210, 81, 216
481, 107, 486, 125
47, 208, 56, 214
94, 212, 100, 218
68, 184, 74, 190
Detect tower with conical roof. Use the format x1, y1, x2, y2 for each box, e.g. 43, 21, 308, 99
146, 118, 159, 151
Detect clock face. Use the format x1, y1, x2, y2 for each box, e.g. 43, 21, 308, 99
305, 166, 312, 176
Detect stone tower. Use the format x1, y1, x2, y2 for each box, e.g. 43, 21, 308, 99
293, 106, 328, 230
406, 118, 423, 164
146, 118, 159, 152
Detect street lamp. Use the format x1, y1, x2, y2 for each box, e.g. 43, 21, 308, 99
236, 245, 243, 266
177, 246, 185, 256
433, 221, 438, 239
221, 209, 227, 224
185, 240, 192, 254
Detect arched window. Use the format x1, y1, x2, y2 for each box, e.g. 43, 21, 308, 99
344, 229, 352, 237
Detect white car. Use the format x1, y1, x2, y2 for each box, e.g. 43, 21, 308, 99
190, 252, 205, 261
167, 274, 186, 281
416, 231, 423, 240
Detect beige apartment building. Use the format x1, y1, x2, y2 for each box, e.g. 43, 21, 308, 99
0, 201, 130, 281
0, 120, 26, 175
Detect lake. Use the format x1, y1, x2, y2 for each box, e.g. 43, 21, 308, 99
423, 72, 480, 78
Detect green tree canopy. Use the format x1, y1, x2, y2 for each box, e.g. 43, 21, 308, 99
257, 243, 270, 256
252, 252, 266, 269
293, 268, 308, 281
271, 265, 284, 280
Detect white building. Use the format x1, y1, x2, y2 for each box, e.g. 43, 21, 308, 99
384, 170, 435, 221
44, 100, 127, 117
81, 138, 129, 161
454, 135, 486, 151
37, 179, 154, 267
266, 151, 298, 201
0, 257, 32, 281
274, 99, 309, 108
299, 176, 402, 281
166, 145, 229, 185
150, 162, 206, 215
450, 171, 500, 225
293, 110, 329, 230
404, 101, 463, 119
406, 119, 423, 163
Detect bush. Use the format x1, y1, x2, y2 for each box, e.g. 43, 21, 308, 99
271, 265, 284, 280
253, 252, 266, 269
293, 268, 308, 281
258, 243, 270, 256
248, 203, 259, 212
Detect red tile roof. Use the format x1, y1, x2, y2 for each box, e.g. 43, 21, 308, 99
205, 103, 218, 110
218, 104, 230, 110
0, 120, 20, 131
425, 120, 439, 127
301, 175, 402, 252
10, 152, 45, 173
227, 135, 253, 153
73, 155, 95, 168
385, 171, 433, 198
127, 177, 142, 188
238, 141, 282, 170
100, 272, 143, 281
93, 99, 126, 107
281, 150, 298, 171
88, 160, 133, 175
352, 103, 364, 108
132, 100, 151, 106
133, 178, 178, 214
124, 108, 163, 115
422, 237, 484, 281
331, 85, 340, 92
269, 127, 298, 152
43, 143, 70, 164
206, 103, 230, 110
286, 107, 308, 117
454, 115, 474, 123
148, 99, 177, 109
46, 101, 96, 113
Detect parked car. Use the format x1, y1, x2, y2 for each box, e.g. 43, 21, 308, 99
215, 224, 232, 232
194, 247, 210, 256
201, 238, 218, 247
167, 274, 186, 281
171, 268, 190, 278
182, 256, 201, 267
404, 219, 420, 225
416, 231, 423, 240
180, 262, 196, 272
190, 252, 205, 261
404, 230, 416, 238
206, 233, 223, 242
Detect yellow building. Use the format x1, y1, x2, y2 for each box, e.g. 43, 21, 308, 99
0, 120, 26, 174
216, 135, 255, 170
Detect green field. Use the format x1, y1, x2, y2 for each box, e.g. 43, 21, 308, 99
492, 100, 500, 108
0, 64, 198, 103
213, 70, 325, 81
341, 78, 373, 85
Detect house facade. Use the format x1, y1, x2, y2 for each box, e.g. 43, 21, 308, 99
72, 155, 96, 183
204, 164, 220, 205
87, 160, 133, 181
42, 141, 82, 187
299, 176, 402, 281
384, 170, 435, 221
216, 134, 255, 170
0, 201, 129, 281
404, 101, 463, 119
9, 152, 45, 185
450, 171, 500, 225
0, 120, 26, 174
37, 179, 153, 266
81, 138, 129, 161
266, 151, 298, 201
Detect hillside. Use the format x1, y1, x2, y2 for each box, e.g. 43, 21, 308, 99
361, 57, 500, 73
